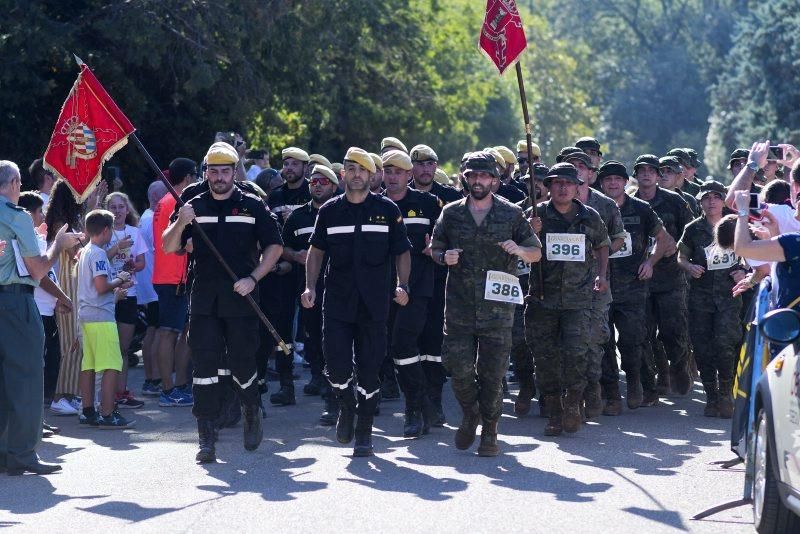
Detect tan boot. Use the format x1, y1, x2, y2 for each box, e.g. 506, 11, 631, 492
717, 380, 734, 419
602, 382, 623, 416
626, 375, 643, 410
514, 374, 536, 417
562, 387, 584, 433
543, 394, 563, 436
583, 382, 602, 418
454, 402, 481, 450
477, 420, 500, 457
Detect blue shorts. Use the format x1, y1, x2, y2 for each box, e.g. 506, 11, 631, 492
154, 284, 188, 332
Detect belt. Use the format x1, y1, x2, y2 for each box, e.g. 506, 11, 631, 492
0, 283, 34, 294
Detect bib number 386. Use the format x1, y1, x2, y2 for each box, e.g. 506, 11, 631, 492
484, 270, 524, 305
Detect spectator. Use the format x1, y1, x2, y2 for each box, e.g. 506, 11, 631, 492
245, 149, 270, 181
104, 192, 147, 408
137, 180, 168, 396
28, 159, 55, 210
762, 179, 791, 206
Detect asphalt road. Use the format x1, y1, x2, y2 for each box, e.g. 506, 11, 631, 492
1, 365, 754, 533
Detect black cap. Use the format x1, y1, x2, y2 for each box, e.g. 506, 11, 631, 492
684, 148, 702, 167
246, 148, 267, 160
728, 148, 750, 169
633, 154, 661, 175
557, 146, 594, 169
575, 136, 602, 155
544, 162, 581, 186
463, 151, 499, 178
596, 160, 629, 182
531, 163, 549, 181
695, 179, 727, 200
659, 156, 683, 172
168, 158, 197, 185
666, 148, 692, 168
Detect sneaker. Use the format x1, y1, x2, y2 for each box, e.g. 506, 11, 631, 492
116, 390, 145, 409
50, 398, 79, 416
293, 351, 305, 365
68, 397, 82, 411
79, 411, 99, 426
158, 387, 194, 407
97, 410, 135, 429
141, 381, 162, 396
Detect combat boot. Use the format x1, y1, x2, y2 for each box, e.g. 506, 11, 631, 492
670, 361, 692, 395
583, 381, 602, 418
626, 375, 643, 410
353, 415, 374, 457
196, 419, 216, 463
641, 389, 660, 407
242, 404, 263, 452
702, 381, 719, 417
538, 395, 550, 418
215, 388, 242, 429
270, 383, 296, 406
403, 409, 424, 438
656, 360, 671, 395
562, 387, 583, 433
477, 419, 500, 457
428, 388, 447, 427
454, 402, 481, 450
319, 394, 339, 426
336, 389, 357, 444
514, 374, 536, 417
717, 380, 734, 419
303, 374, 324, 396
543, 394, 563, 436
602, 382, 622, 416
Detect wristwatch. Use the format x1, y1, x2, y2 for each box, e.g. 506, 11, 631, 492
398, 283, 410, 296
438, 251, 446, 264
746, 160, 760, 172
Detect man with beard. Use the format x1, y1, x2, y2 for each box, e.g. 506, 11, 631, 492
516, 140, 541, 180
526, 163, 610, 436
486, 148, 526, 204
381, 150, 443, 437
302, 147, 412, 457
368, 153, 384, 194
269, 147, 312, 225
163, 142, 284, 463
410, 143, 461, 424
281, 165, 340, 422
633, 154, 694, 397
431, 151, 541, 456
597, 161, 671, 415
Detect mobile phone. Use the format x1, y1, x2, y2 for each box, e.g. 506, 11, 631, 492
214, 131, 237, 147
769, 146, 783, 161
749, 192, 765, 219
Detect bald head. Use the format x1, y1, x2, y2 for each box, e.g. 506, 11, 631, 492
147, 180, 169, 208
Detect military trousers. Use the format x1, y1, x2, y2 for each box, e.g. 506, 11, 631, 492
525, 303, 590, 395
645, 285, 689, 371
0, 292, 45, 468
585, 290, 612, 384
387, 296, 430, 411
189, 314, 260, 420
323, 298, 386, 417
510, 275, 533, 376
601, 294, 656, 394
688, 294, 742, 383
300, 294, 324, 379
442, 324, 511, 422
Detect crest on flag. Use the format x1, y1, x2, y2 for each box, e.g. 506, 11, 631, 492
43, 60, 135, 203
479, 0, 527, 74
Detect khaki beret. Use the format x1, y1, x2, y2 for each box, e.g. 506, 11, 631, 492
434, 168, 450, 184
282, 147, 310, 162
410, 144, 438, 162
381, 137, 408, 154
206, 142, 239, 165
382, 150, 413, 171
493, 146, 517, 166
484, 147, 508, 170
369, 153, 383, 171
309, 153, 332, 168
344, 147, 376, 173
516, 140, 542, 157
310, 165, 339, 185
331, 162, 344, 175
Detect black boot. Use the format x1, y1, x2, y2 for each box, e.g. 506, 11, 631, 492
270, 383, 296, 406
319, 394, 339, 426
514, 373, 536, 417
702, 381, 719, 417
428, 387, 446, 427
242, 404, 263, 452
215, 387, 242, 429
303, 374, 324, 396
196, 419, 216, 463
403, 408, 424, 438
380, 377, 400, 400
336, 389, 357, 444
353, 415, 374, 457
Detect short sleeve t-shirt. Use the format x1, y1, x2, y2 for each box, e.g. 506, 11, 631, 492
77, 242, 115, 323
32, 230, 58, 316
107, 224, 147, 298
776, 232, 800, 309
152, 194, 188, 285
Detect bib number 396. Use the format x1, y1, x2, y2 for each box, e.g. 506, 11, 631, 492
484, 270, 524, 305
546, 233, 585, 262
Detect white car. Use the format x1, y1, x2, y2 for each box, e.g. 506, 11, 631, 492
752, 307, 800, 532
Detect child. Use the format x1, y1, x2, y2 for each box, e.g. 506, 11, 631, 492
76, 209, 135, 428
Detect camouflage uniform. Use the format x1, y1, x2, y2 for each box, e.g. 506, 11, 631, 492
525, 199, 610, 396
677, 217, 742, 401
431, 195, 540, 422
634, 186, 694, 390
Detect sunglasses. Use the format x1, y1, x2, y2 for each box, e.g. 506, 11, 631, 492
309, 177, 332, 186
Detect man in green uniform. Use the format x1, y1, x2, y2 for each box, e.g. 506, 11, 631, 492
431, 151, 541, 457
0, 160, 83, 475
660, 155, 699, 216
667, 148, 701, 198
526, 162, 610, 436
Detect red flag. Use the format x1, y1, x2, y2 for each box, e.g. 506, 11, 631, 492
43, 60, 135, 202
479, 0, 527, 75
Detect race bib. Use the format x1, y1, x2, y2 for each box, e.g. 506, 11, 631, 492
609, 232, 633, 259
484, 270, 524, 305
515, 257, 530, 276
546, 233, 585, 262
704, 245, 737, 271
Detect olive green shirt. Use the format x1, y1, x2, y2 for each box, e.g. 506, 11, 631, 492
0, 195, 41, 287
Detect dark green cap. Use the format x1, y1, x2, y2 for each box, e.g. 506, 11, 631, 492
575, 136, 602, 156
695, 179, 727, 200
684, 148, 702, 167
557, 146, 594, 170
596, 161, 629, 182
531, 163, 549, 181
728, 148, 749, 169
463, 151, 499, 178
544, 162, 582, 186
658, 156, 683, 172
633, 154, 661, 175
666, 148, 692, 168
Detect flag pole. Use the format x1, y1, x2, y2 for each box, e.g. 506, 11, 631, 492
129, 133, 292, 356
513, 61, 544, 300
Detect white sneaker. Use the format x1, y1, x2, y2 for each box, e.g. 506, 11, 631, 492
50, 398, 78, 416
69, 397, 82, 411
293, 352, 305, 365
